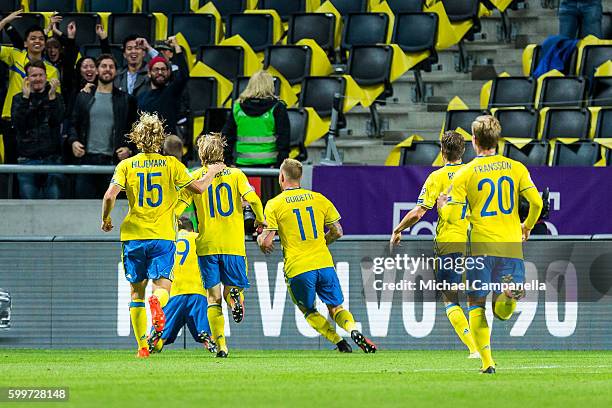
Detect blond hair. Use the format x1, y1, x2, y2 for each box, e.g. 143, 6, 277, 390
198, 132, 226, 165
472, 115, 501, 150
163, 134, 183, 160
280, 158, 302, 181
128, 112, 166, 153
238, 70, 276, 103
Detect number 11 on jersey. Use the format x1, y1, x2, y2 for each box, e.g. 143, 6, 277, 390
293, 206, 318, 240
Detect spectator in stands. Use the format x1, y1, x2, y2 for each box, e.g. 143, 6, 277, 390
155, 41, 178, 71
115, 35, 159, 97
222, 70, 290, 168
137, 37, 189, 135
68, 54, 137, 199
0, 10, 61, 164
11, 61, 64, 199
559, 0, 603, 39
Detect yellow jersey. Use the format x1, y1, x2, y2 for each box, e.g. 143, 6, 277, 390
264, 187, 341, 278
417, 163, 469, 255
111, 153, 194, 241
0, 46, 61, 119
171, 230, 206, 297
447, 154, 537, 258
180, 167, 255, 256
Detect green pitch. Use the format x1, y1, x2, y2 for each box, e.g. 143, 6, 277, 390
2, 349, 612, 407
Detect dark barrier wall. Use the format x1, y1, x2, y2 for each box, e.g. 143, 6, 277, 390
0, 239, 610, 350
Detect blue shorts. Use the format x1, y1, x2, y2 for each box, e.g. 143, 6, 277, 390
198, 254, 249, 289
466, 256, 525, 298
122, 240, 175, 284
161, 294, 210, 345
434, 253, 465, 286
287, 267, 344, 313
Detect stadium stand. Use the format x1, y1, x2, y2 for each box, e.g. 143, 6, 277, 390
541, 108, 591, 141
329, 0, 367, 16
489, 77, 536, 109
594, 108, 612, 138
552, 141, 599, 166
141, 0, 191, 14
226, 12, 276, 53
207, 0, 247, 18
287, 13, 336, 56
29, 0, 76, 12
504, 141, 549, 166
198, 45, 245, 81
0, 0, 610, 175
340, 12, 389, 56
539, 76, 588, 108
260, 0, 307, 21
108, 13, 155, 44
386, 0, 425, 14
589, 76, 612, 107
169, 13, 217, 51
264, 45, 311, 86
58, 12, 99, 48
84, 0, 133, 13
494, 109, 539, 139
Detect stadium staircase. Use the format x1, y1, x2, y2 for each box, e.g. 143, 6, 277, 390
309, 1, 561, 164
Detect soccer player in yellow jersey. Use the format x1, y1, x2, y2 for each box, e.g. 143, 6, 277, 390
178, 134, 265, 358
101, 113, 225, 358
258, 159, 377, 353
390, 131, 478, 358
148, 216, 216, 354
438, 115, 543, 374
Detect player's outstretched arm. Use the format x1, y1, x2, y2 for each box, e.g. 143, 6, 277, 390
257, 230, 276, 254
521, 187, 544, 241
390, 206, 428, 249
101, 184, 122, 232
243, 190, 266, 230
187, 162, 226, 194
325, 221, 343, 246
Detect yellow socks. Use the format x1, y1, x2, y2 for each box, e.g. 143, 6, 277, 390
152, 288, 169, 308
333, 309, 357, 333
129, 299, 148, 350
445, 304, 477, 354
207, 304, 227, 352
494, 293, 517, 321
306, 311, 342, 344
469, 305, 495, 369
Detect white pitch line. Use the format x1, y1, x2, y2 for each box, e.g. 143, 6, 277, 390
410, 365, 612, 373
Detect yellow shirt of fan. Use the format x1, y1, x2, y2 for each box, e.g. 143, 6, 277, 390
448, 154, 537, 258
171, 230, 206, 297
180, 167, 254, 256
417, 163, 469, 255
264, 188, 341, 278
111, 153, 194, 241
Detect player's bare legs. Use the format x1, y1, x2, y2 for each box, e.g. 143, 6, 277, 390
146, 278, 171, 352
467, 296, 495, 374
130, 280, 149, 358
207, 283, 228, 357
223, 285, 245, 323
150, 278, 171, 332
328, 305, 376, 353
441, 291, 479, 358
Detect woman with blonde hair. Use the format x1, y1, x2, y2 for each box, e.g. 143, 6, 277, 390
222, 70, 290, 168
